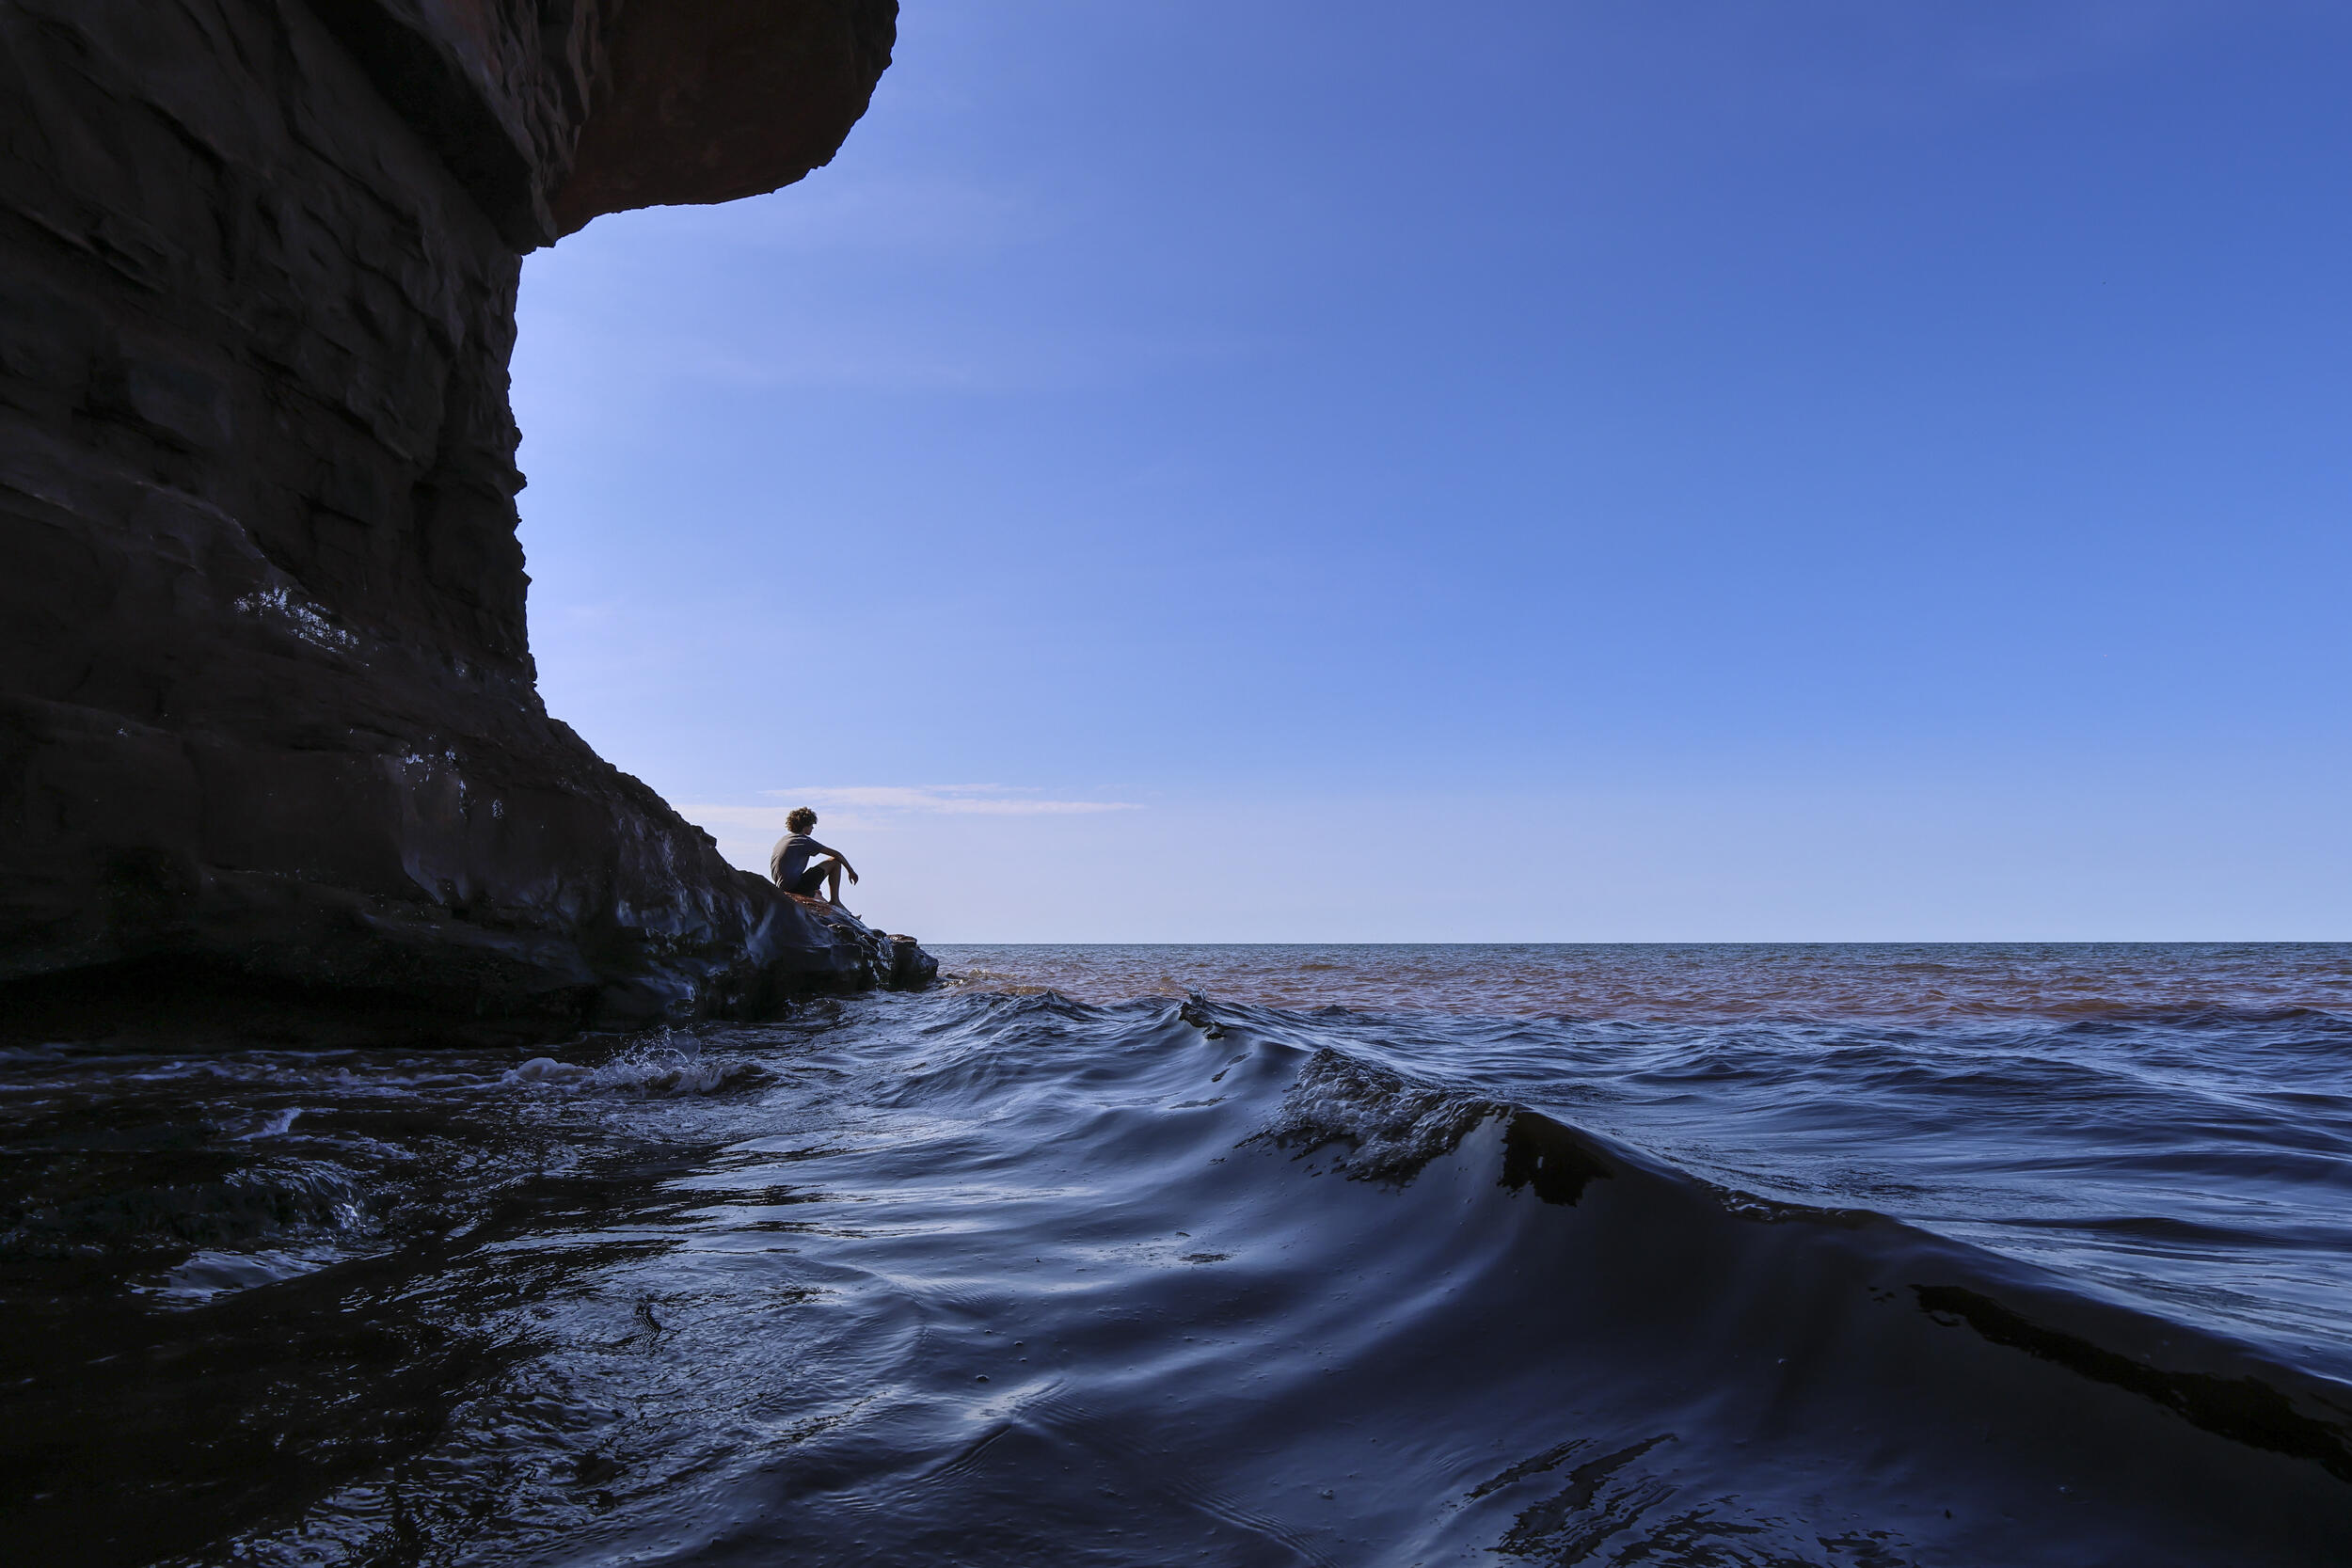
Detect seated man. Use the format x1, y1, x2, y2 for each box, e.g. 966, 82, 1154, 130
769, 807, 859, 906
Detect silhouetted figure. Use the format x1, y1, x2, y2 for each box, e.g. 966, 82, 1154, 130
770, 807, 860, 908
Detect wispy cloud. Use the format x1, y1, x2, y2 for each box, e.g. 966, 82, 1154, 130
629, 175, 1050, 257
764, 784, 1140, 816
677, 786, 1143, 872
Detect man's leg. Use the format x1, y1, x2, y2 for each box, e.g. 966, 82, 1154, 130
820, 859, 844, 904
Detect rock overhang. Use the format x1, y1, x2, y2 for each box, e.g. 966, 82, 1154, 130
0, 0, 924, 1039
303, 0, 898, 247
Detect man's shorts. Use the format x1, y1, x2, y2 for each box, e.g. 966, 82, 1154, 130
785, 864, 831, 897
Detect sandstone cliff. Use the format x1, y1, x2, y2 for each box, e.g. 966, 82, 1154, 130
0, 0, 931, 1040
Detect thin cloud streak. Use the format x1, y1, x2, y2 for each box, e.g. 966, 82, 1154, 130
765, 784, 1141, 816
677, 788, 1144, 877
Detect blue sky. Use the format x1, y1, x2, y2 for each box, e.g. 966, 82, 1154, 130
513, 0, 2350, 942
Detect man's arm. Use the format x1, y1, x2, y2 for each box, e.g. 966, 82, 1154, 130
813, 843, 861, 884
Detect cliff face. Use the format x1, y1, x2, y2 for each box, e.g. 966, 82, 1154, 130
0, 0, 927, 1039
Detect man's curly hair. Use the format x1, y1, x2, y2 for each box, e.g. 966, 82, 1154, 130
786, 806, 818, 832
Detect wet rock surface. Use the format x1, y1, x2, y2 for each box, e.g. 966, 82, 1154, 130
0, 0, 918, 1039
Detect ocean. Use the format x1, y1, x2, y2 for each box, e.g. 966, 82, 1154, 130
4, 942, 2348, 1565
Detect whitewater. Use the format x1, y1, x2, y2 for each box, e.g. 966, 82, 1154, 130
4, 942, 2348, 1565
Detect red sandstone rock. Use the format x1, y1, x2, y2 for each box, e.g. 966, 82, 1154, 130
555, 0, 897, 236
0, 0, 918, 1037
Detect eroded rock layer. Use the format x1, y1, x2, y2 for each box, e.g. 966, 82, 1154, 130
0, 0, 918, 1037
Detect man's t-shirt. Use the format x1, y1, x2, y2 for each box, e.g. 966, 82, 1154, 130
770, 832, 832, 889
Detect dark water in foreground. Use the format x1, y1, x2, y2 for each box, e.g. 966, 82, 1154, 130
3, 943, 2349, 1565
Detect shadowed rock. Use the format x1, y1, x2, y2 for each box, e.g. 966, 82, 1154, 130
554, 0, 898, 236
0, 0, 924, 1040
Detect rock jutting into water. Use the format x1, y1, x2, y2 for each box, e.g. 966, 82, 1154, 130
0, 0, 931, 1040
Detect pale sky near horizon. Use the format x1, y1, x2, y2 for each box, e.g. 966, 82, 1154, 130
512, 0, 2350, 943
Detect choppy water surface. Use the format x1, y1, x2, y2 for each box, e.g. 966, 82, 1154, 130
3, 943, 2348, 1565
